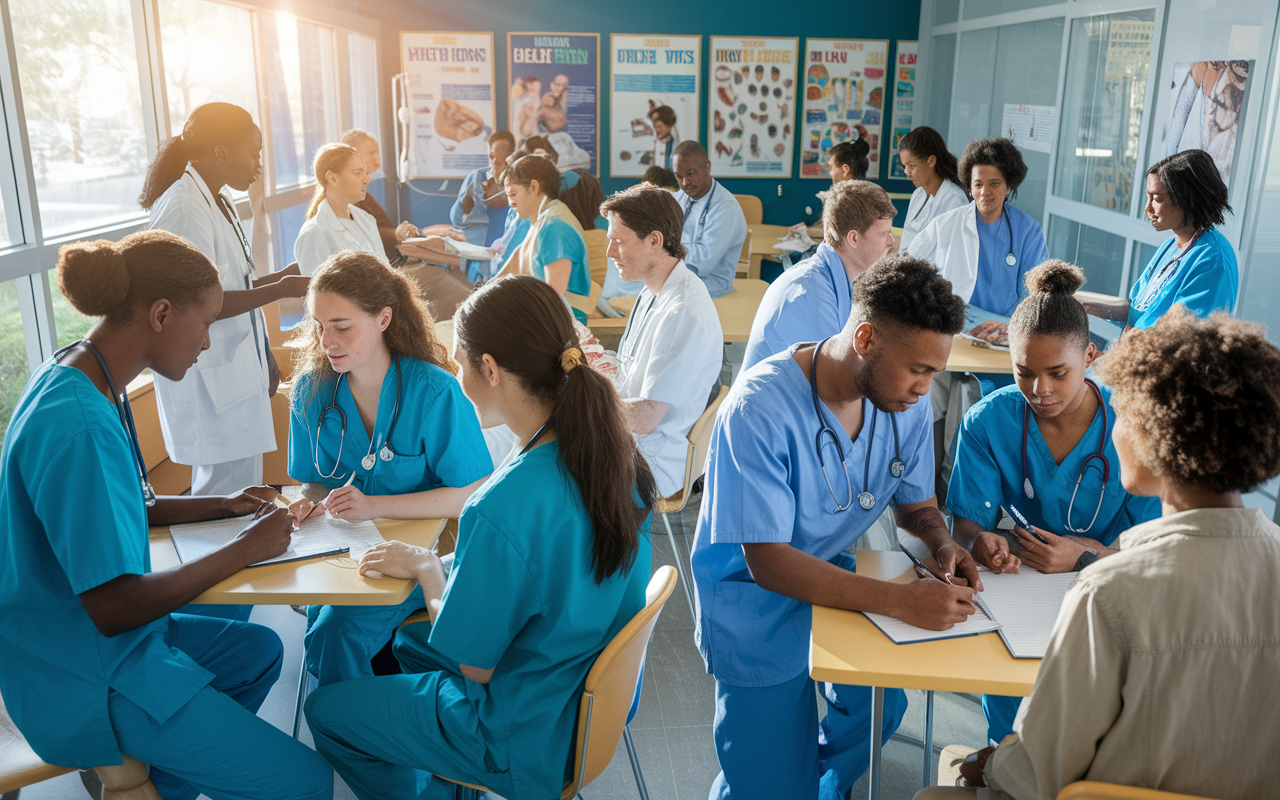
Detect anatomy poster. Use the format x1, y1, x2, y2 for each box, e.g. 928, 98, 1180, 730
609, 34, 701, 177
800, 39, 889, 178
399, 32, 496, 179
707, 36, 799, 177
1165, 60, 1252, 188
889, 41, 917, 179
507, 33, 600, 174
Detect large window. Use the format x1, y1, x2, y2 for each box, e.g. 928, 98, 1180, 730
263, 13, 339, 188
160, 0, 259, 134
0, 280, 32, 443
348, 33, 380, 140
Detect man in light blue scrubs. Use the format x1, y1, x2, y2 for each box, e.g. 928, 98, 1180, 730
743, 180, 898, 371
692, 255, 985, 800
672, 140, 748, 298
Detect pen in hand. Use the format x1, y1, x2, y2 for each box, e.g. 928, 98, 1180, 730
1003, 503, 1050, 545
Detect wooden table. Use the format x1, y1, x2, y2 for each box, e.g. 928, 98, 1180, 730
149, 517, 448, 606
747, 223, 792, 260
811, 550, 1040, 800
945, 336, 1013, 374
711, 278, 769, 342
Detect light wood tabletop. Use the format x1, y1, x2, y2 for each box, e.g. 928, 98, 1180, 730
810, 550, 1040, 696
747, 223, 792, 258
945, 336, 1014, 375
149, 517, 447, 606
712, 278, 769, 342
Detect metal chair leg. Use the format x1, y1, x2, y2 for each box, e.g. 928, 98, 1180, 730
661, 513, 696, 621
291, 655, 313, 739
922, 690, 935, 786
623, 725, 651, 800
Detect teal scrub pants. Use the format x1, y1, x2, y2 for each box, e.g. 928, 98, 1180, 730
710, 671, 908, 800
178, 603, 253, 623
982, 694, 1020, 745
109, 613, 332, 800
305, 585, 424, 685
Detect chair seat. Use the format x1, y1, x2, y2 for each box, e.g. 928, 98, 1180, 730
0, 706, 73, 794
609, 295, 639, 315
654, 488, 686, 515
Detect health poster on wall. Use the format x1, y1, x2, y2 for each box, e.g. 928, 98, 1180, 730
1001, 104, 1057, 154
707, 36, 799, 177
507, 33, 600, 174
800, 39, 889, 178
399, 32, 496, 179
888, 41, 917, 179
609, 34, 701, 177
1164, 60, 1252, 188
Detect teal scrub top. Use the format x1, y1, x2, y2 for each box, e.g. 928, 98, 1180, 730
0, 361, 213, 767
970, 204, 1049, 317
1127, 227, 1238, 330
288, 356, 492, 494
947, 383, 1160, 546
530, 217, 591, 324
425, 442, 652, 799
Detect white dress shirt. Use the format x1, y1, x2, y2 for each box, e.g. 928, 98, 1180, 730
294, 200, 387, 276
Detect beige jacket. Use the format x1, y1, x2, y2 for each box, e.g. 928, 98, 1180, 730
984, 507, 1280, 800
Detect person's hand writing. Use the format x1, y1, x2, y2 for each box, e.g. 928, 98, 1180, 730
358, 541, 439, 581
971, 531, 1021, 574
1011, 525, 1085, 573
222, 485, 284, 517
232, 507, 294, 565
892, 579, 976, 631
288, 497, 324, 526
934, 541, 985, 591
324, 485, 378, 522
958, 747, 994, 787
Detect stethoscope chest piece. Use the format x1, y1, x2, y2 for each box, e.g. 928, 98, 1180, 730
362, 453, 377, 470
1023, 477, 1035, 499
858, 492, 876, 511
890, 457, 906, 478
1005, 252, 1017, 266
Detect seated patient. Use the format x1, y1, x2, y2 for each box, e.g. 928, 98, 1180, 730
600, 183, 723, 498
287, 252, 491, 686
947, 260, 1160, 744
918, 306, 1280, 800
305, 275, 655, 800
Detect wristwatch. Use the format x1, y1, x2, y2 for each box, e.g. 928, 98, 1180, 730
1073, 549, 1100, 571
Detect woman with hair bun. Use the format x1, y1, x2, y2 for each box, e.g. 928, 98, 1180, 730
143, 101, 309, 502
0, 231, 332, 800
305, 275, 655, 800
946, 259, 1160, 745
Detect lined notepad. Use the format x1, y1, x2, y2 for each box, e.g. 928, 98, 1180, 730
169, 513, 384, 567
976, 571, 1078, 659
862, 603, 1002, 644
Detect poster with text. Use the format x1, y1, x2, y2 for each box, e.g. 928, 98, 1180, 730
610, 34, 701, 177
400, 32, 496, 179
508, 33, 600, 174
1164, 60, 1252, 188
888, 41, 917, 179
1001, 104, 1056, 153
800, 39, 889, 178
707, 36, 799, 177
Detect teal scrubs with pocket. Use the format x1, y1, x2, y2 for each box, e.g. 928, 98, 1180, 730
1127, 227, 1238, 329
531, 217, 592, 324
305, 441, 652, 800
289, 356, 491, 685
0, 359, 331, 800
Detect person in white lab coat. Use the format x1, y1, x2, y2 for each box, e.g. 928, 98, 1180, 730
649, 105, 679, 171
294, 143, 385, 276
140, 102, 308, 498
896, 127, 969, 252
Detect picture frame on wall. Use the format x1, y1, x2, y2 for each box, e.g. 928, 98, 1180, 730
707, 36, 800, 178
507, 32, 602, 175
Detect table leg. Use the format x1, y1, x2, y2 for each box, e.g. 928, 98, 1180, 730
868, 686, 883, 800
922, 690, 935, 787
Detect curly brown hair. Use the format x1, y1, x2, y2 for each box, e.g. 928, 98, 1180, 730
959, 137, 1028, 198
1095, 306, 1280, 493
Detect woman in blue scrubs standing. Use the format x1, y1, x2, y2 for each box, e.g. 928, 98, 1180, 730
0, 231, 331, 800
286, 252, 492, 686
948, 259, 1161, 744
304, 275, 655, 800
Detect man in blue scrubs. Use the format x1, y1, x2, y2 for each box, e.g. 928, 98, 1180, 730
743, 180, 898, 371
692, 255, 984, 800
672, 140, 748, 299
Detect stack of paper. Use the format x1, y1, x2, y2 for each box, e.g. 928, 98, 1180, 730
863, 604, 1002, 644
974, 571, 1077, 659
169, 513, 384, 567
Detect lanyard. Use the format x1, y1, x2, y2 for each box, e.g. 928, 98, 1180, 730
1133, 232, 1202, 312
619, 291, 659, 365
908, 191, 933, 225
684, 182, 717, 243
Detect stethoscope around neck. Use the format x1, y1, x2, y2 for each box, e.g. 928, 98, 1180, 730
810, 338, 904, 513
1021, 378, 1110, 533
686, 181, 717, 243
314, 357, 403, 480
983, 201, 1017, 267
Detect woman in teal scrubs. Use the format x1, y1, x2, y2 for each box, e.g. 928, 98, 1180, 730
0, 231, 331, 800
305, 275, 656, 800
286, 252, 492, 686
948, 260, 1160, 744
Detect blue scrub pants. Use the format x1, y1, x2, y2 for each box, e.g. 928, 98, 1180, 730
710, 671, 908, 800
982, 694, 1020, 745
109, 613, 332, 800
305, 585, 424, 685
178, 603, 253, 623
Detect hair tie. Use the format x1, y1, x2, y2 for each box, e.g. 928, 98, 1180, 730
560, 346, 584, 373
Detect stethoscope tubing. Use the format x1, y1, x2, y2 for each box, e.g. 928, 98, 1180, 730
314, 357, 403, 481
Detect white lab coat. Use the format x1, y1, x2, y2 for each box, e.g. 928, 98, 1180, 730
293, 201, 386, 276
899, 180, 968, 252
148, 166, 274, 466
651, 129, 679, 171
904, 200, 982, 304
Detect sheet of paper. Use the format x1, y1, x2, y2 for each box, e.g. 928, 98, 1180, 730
169, 513, 384, 567
441, 239, 497, 261
976, 570, 1078, 658
863, 603, 1002, 644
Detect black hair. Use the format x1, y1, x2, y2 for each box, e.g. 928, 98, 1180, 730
828, 139, 871, 180
898, 127, 964, 190
850, 254, 966, 334
673, 140, 708, 163
139, 102, 256, 210
489, 130, 516, 151
642, 166, 679, 191
1146, 149, 1232, 232
959, 137, 1028, 198
1009, 260, 1089, 349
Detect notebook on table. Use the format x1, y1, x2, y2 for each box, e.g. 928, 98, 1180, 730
974, 570, 1078, 659
862, 604, 1002, 644
169, 513, 384, 567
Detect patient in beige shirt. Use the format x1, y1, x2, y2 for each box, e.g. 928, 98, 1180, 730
918, 306, 1280, 800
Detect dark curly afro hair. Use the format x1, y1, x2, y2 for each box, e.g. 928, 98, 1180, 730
959, 137, 1029, 198
850, 254, 967, 336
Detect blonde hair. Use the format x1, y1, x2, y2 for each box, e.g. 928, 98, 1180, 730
339, 128, 376, 148
306, 143, 362, 220
823, 180, 897, 248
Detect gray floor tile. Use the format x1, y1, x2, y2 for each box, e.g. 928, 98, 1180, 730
630, 651, 665, 730
663, 726, 719, 800
648, 630, 716, 729
579, 726, 678, 800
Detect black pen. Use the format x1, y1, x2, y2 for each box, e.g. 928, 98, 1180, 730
1003, 503, 1050, 544
897, 543, 992, 617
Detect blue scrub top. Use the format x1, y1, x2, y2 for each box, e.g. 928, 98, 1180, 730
1127, 228, 1238, 329
530, 217, 592, 324
673, 180, 748, 298
425, 441, 652, 799
947, 383, 1160, 546
288, 356, 492, 494
691, 345, 935, 687
0, 362, 213, 767
449, 166, 496, 240
742, 243, 853, 372
970, 204, 1048, 317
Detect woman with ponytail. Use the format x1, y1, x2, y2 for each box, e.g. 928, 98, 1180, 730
946, 260, 1160, 745
144, 101, 309, 504
293, 143, 386, 276
305, 275, 655, 800
285, 252, 492, 686
897, 126, 968, 251
0, 231, 332, 800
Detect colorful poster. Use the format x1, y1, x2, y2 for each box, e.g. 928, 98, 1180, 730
507, 33, 600, 174
609, 34, 701, 177
889, 41, 917, 180
707, 36, 799, 177
398, 32, 496, 179
800, 39, 889, 178
1165, 60, 1252, 188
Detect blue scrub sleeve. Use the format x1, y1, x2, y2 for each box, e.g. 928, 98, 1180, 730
532, 221, 591, 297
427, 508, 540, 670
423, 380, 493, 487
449, 170, 476, 228
703, 409, 797, 544
945, 408, 1002, 531
287, 376, 324, 485
1171, 253, 1238, 318
34, 430, 150, 594
684, 199, 746, 280
892, 407, 935, 506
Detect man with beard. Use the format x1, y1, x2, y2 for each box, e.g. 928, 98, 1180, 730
690, 255, 983, 800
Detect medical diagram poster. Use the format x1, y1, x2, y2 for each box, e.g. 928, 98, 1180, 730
609, 34, 701, 177
399, 32, 496, 179
708, 36, 799, 177
800, 39, 889, 178
888, 41, 918, 179
507, 33, 600, 174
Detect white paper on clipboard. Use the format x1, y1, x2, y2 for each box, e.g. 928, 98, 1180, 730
169, 514, 384, 567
